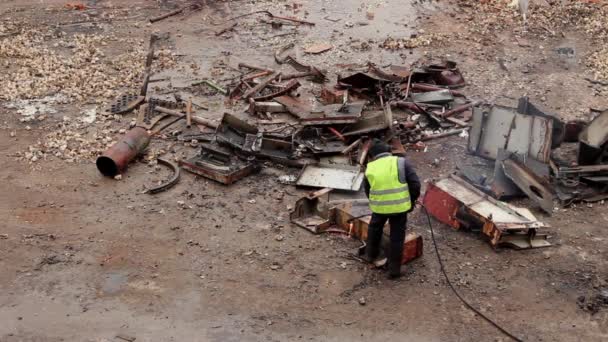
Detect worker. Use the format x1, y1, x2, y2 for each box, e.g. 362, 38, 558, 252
363, 139, 421, 279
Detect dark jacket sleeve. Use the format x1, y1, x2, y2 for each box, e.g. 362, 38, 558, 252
401, 158, 421, 204
364, 177, 370, 198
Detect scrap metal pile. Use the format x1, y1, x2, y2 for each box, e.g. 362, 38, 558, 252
94, 40, 479, 264
96, 38, 476, 191
424, 98, 608, 249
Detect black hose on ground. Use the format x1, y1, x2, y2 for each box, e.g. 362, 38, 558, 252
421, 205, 524, 342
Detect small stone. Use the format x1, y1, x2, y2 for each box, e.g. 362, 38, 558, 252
248, 199, 256, 204
114, 174, 122, 180
275, 235, 284, 241
270, 265, 280, 270
358, 297, 366, 305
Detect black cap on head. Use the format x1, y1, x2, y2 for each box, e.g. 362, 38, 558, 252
368, 139, 391, 159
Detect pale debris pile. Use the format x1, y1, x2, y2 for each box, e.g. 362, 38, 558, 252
1, 20, 179, 165
0, 25, 177, 103
456, 0, 608, 80
587, 46, 608, 81
15, 114, 126, 164
380, 33, 444, 50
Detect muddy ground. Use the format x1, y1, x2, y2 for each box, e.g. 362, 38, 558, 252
1, 0, 607, 341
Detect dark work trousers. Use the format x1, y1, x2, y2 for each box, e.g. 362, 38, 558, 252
366, 212, 408, 276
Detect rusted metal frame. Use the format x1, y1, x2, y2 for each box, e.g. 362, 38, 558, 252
449, 175, 528, 219
179, 158, 257, 185
145, 158, 180, 194
242, 72, 281, 99
423, 176, 549, 249
252, 79, 300, 101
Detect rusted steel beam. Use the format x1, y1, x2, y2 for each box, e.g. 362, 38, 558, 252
186, 98, 193, 128
96, 127, 150, 177
242, 72, 281, 99
252, 79, 300, 101
441, 101, 479, 118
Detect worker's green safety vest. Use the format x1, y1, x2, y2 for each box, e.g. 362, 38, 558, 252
365, 155, 412, 214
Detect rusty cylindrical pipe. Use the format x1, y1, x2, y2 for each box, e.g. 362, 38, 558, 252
96, 127, 151, 177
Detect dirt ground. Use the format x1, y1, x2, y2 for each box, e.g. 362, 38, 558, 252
1, 1, 607, 341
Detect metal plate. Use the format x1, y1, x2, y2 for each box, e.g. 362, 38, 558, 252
109, 93, 145, 114
296, 161, 364, 191
468, 105, 553, 162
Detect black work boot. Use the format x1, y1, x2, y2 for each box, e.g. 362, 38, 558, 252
387, 261, 402, 279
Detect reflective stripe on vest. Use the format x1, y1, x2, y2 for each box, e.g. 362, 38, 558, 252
365, 155, 412, 214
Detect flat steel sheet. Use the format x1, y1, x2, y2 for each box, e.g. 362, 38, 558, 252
296, 163, 364, 191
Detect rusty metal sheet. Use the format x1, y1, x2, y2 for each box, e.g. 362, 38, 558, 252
423, 175, 551, 249
468, 105, 553, 162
